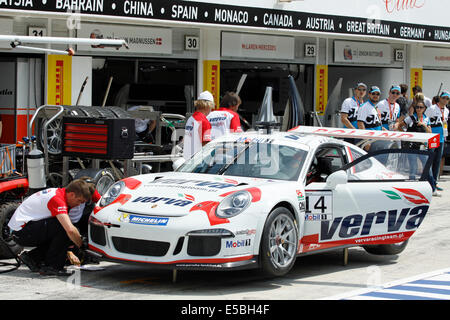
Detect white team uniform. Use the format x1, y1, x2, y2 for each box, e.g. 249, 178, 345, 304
207, 108, 242, 141
8, 188, 68, 231
183, 112, 212, 160
340, 97, 362, 128
357, 101, 382, 130
376, 99, 401, 130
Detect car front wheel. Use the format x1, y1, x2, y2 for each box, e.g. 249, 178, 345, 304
260, 207, 298, 277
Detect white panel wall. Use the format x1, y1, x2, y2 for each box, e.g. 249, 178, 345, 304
423, 70, 450, 100
71, 56, 92, 106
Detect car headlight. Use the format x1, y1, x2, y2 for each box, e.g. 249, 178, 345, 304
99, 181, 125, 207
216, 190, 251, 218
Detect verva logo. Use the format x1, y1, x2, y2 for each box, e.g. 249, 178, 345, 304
383, 0, 425, 13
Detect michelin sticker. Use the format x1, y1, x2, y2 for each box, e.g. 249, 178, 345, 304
119, 213, 169, 226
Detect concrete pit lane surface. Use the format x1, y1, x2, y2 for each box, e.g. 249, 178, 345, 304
1, 176, 450, 301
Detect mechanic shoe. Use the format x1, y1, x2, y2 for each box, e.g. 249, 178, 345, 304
18, 251, 40, 272
39, 266, 73, 277
432, 190, 442, 197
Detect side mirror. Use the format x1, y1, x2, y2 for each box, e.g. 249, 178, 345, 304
326, 170, 348, 189
172, 157, 186, 171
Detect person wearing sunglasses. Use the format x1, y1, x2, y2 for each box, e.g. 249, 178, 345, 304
357, 86, 384, 131
425, 91, 450, 192
395, 98, 437, 195
340, 82, 367, 129
377, 85, 402, 131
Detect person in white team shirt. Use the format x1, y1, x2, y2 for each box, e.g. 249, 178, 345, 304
425, 91, 450, 192
357, 86, 383, 131
207, 91, 243, 140
8, 179, 91, 276
340, 82, 367, 129
183, 91, 214, 160
377, 85, 402, 131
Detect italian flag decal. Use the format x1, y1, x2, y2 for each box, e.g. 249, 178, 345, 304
382, 188, 429, 205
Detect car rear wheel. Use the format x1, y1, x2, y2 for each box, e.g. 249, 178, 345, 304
0, 202, 22, 259
363, 240, 409, 255
260, 207, 298, 277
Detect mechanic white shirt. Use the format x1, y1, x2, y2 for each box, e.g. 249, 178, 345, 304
8, 188, 68, 231
207, 108, 243, 140
8, 188, 101, 230
376, 99, 401, 130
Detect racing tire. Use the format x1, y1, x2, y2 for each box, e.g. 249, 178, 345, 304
109, 107, 132, 119
92, 106, 117, 118
74, 168, 117, 196
260, 207, 298, 277
363, 240, 409, 255
0, 202, 22, 260
77, 106, 102, 118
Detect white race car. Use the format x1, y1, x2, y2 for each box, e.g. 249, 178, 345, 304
88, 126, 439, 276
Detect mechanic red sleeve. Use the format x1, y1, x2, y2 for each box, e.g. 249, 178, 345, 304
47, 188, 68, 216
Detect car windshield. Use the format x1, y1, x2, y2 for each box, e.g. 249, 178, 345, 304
178, 141, 308, 181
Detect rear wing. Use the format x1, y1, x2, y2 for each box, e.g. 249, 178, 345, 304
290, 126, 440, 149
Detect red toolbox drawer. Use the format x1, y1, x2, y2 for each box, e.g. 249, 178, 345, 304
62, 116, 135, 159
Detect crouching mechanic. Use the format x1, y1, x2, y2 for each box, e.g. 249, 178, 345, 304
66, 177, 101, 266
8, 179, 92, 276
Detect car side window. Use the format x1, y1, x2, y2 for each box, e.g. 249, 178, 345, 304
306, 145, 346, 184
348, 147, 373, 173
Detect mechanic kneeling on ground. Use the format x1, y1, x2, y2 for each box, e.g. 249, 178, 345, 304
8, 179, 92, 276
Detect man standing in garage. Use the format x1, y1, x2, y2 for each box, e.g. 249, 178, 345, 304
183, 91, 214, 160
340, 82, 367, 129
207, 91, 243, 140
377, 85, 402, 131
8, 179, 91, 276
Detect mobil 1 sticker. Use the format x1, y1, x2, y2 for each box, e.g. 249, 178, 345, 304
305, 191, 333, 220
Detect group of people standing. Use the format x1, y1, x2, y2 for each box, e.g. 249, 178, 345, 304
183, 90, 243, 160
340, 82, 449, 196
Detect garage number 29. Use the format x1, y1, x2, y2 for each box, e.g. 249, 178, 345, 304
305, 191, 333, 215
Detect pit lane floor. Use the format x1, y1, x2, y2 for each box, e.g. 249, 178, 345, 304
1, 176, 450, 301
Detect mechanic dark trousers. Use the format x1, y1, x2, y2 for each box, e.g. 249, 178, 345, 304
12, 218, 71, 270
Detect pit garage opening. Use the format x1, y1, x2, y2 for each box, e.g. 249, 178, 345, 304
220, 61, 314, 128
92, 57, 197, 116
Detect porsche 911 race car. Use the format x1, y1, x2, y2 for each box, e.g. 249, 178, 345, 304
88, 126, 439, 276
